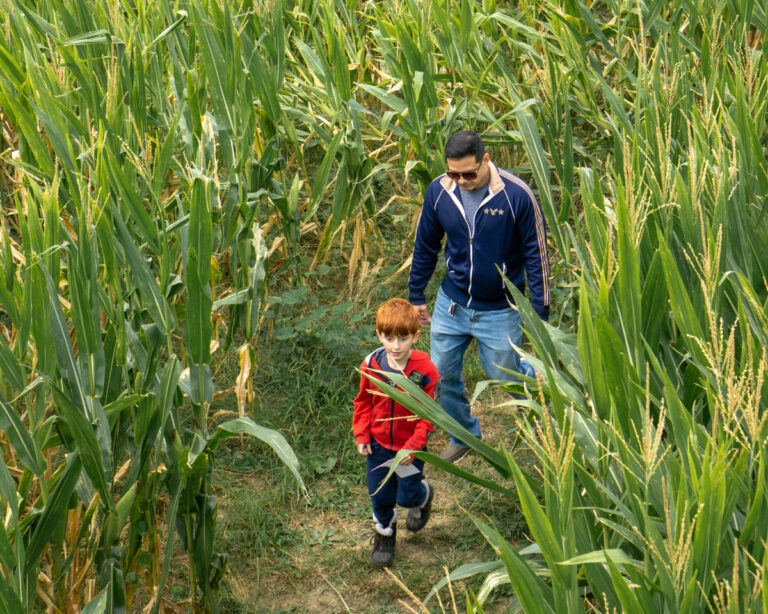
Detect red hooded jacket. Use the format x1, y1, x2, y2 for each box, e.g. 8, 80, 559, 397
353, 348, 438, 451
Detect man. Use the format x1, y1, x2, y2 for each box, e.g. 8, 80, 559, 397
408, 130, 550, 463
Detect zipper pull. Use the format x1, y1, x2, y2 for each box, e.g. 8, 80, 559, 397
449, 300, 456, 317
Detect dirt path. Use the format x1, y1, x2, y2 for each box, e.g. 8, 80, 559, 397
217, 396, 524, 613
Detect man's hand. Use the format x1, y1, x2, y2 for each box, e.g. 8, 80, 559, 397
357, 443, 372, 455
413, 304, 431, 327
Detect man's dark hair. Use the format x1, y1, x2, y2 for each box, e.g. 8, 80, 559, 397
444, 130, 485, 161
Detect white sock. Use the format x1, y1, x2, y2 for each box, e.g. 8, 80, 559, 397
373, 509, 397, 536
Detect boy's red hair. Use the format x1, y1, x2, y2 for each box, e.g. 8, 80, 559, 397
376, 298, 420, 336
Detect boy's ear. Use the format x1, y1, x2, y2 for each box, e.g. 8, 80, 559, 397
412, 329, 421, 342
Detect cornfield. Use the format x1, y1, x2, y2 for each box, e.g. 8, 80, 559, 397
0, 0, 766, 611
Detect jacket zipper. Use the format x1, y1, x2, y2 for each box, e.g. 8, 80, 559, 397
389, 398, 395, 448
446, 189, 475, 307
452, 188, 495, 308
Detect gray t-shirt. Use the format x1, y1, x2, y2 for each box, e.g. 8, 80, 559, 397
460, 180, 489, 236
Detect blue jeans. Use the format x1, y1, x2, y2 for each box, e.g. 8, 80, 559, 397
430, 287, 535, 447
366, 440, 427, 526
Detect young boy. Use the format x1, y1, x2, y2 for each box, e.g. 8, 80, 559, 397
353, 298, 440, 567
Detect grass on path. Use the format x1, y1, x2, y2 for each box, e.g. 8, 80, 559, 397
210, 354, 530, 613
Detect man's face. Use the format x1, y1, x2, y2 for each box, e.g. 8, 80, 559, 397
445, 153, 490, 190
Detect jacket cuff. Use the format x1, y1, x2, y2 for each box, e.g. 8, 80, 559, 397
408, 291, 426, 305
402, 438, 425, 452
533, 303, 549, 321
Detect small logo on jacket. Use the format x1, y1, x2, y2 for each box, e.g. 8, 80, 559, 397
408, 370, 425, 386
484, 208, 504, 216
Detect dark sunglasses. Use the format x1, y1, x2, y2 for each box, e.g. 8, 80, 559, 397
445, 161, 483, 181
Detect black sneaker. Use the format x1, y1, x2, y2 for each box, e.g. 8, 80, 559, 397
371, 524, 397, 567
405, 482, 434, 532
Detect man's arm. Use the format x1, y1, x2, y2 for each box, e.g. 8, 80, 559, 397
408, 186, 444, 315
515, 189, 550, 321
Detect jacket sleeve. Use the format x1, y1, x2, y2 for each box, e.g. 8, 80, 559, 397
408, 184, 445, 305
352, 363, 374, 444
515, 188, 550, 321
402, 366, 438, 451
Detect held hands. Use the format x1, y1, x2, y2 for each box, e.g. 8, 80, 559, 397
413, 304, 431, 327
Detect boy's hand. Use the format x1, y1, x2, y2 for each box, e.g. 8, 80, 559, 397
413, 304, 431, 327
358, 443, 372, 455
399, 454, 414, 465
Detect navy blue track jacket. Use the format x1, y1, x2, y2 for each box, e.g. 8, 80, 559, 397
408, 162, 550, 320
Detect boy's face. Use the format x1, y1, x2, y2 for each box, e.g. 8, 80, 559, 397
376, 329, 421, 366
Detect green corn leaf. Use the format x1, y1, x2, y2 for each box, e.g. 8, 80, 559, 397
48, 384, 112, 509
468, 512, 555, 614
25, 454, 82, 575
559, 549, 641, 568
80, 587, 108, 614
606, 554, 654, 614
0, 42, 25, 91
615, 195, 642, 365
357, 83, 408, 115
0, 395, 45, 478
151, 472, 182, 614
240, 29, 281, 123
67, 252, 99, 358
0, 581, 24, 614
515, 107, 566, 258
657, 235, 705, 359
158, 355, 182, 437
193, 494, 217, 594
42, 265, 91, 415
574, 1, 618, 58
425, 560, 505, 603
189, 1, 234, 135
148, 14, 187, 49
380, 449, 517, 499
113, 210, 174, 335
183, 363, 214, 407
509, 461, 564, 580
186, 177, 213, 367
306, 131, 344, 221
363, 370, 512, 478
102, 145, 160, 254
0, 453, 20, 519
0, 519, 15, 570
210, 417, 306, 494
0, 335, 24, 392
741, 455, 767, 545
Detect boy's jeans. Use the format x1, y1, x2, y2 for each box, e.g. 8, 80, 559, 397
430, 287, 535, 448
366, 440, 427, 526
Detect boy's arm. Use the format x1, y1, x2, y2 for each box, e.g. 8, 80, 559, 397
352, 365, 374, 444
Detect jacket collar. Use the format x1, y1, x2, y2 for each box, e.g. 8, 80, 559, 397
439, 160, 504, 194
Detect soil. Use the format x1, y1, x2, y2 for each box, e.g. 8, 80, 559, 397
216, 392, 530, 614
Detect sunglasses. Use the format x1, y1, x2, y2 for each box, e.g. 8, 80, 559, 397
445, 161, 483, 181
